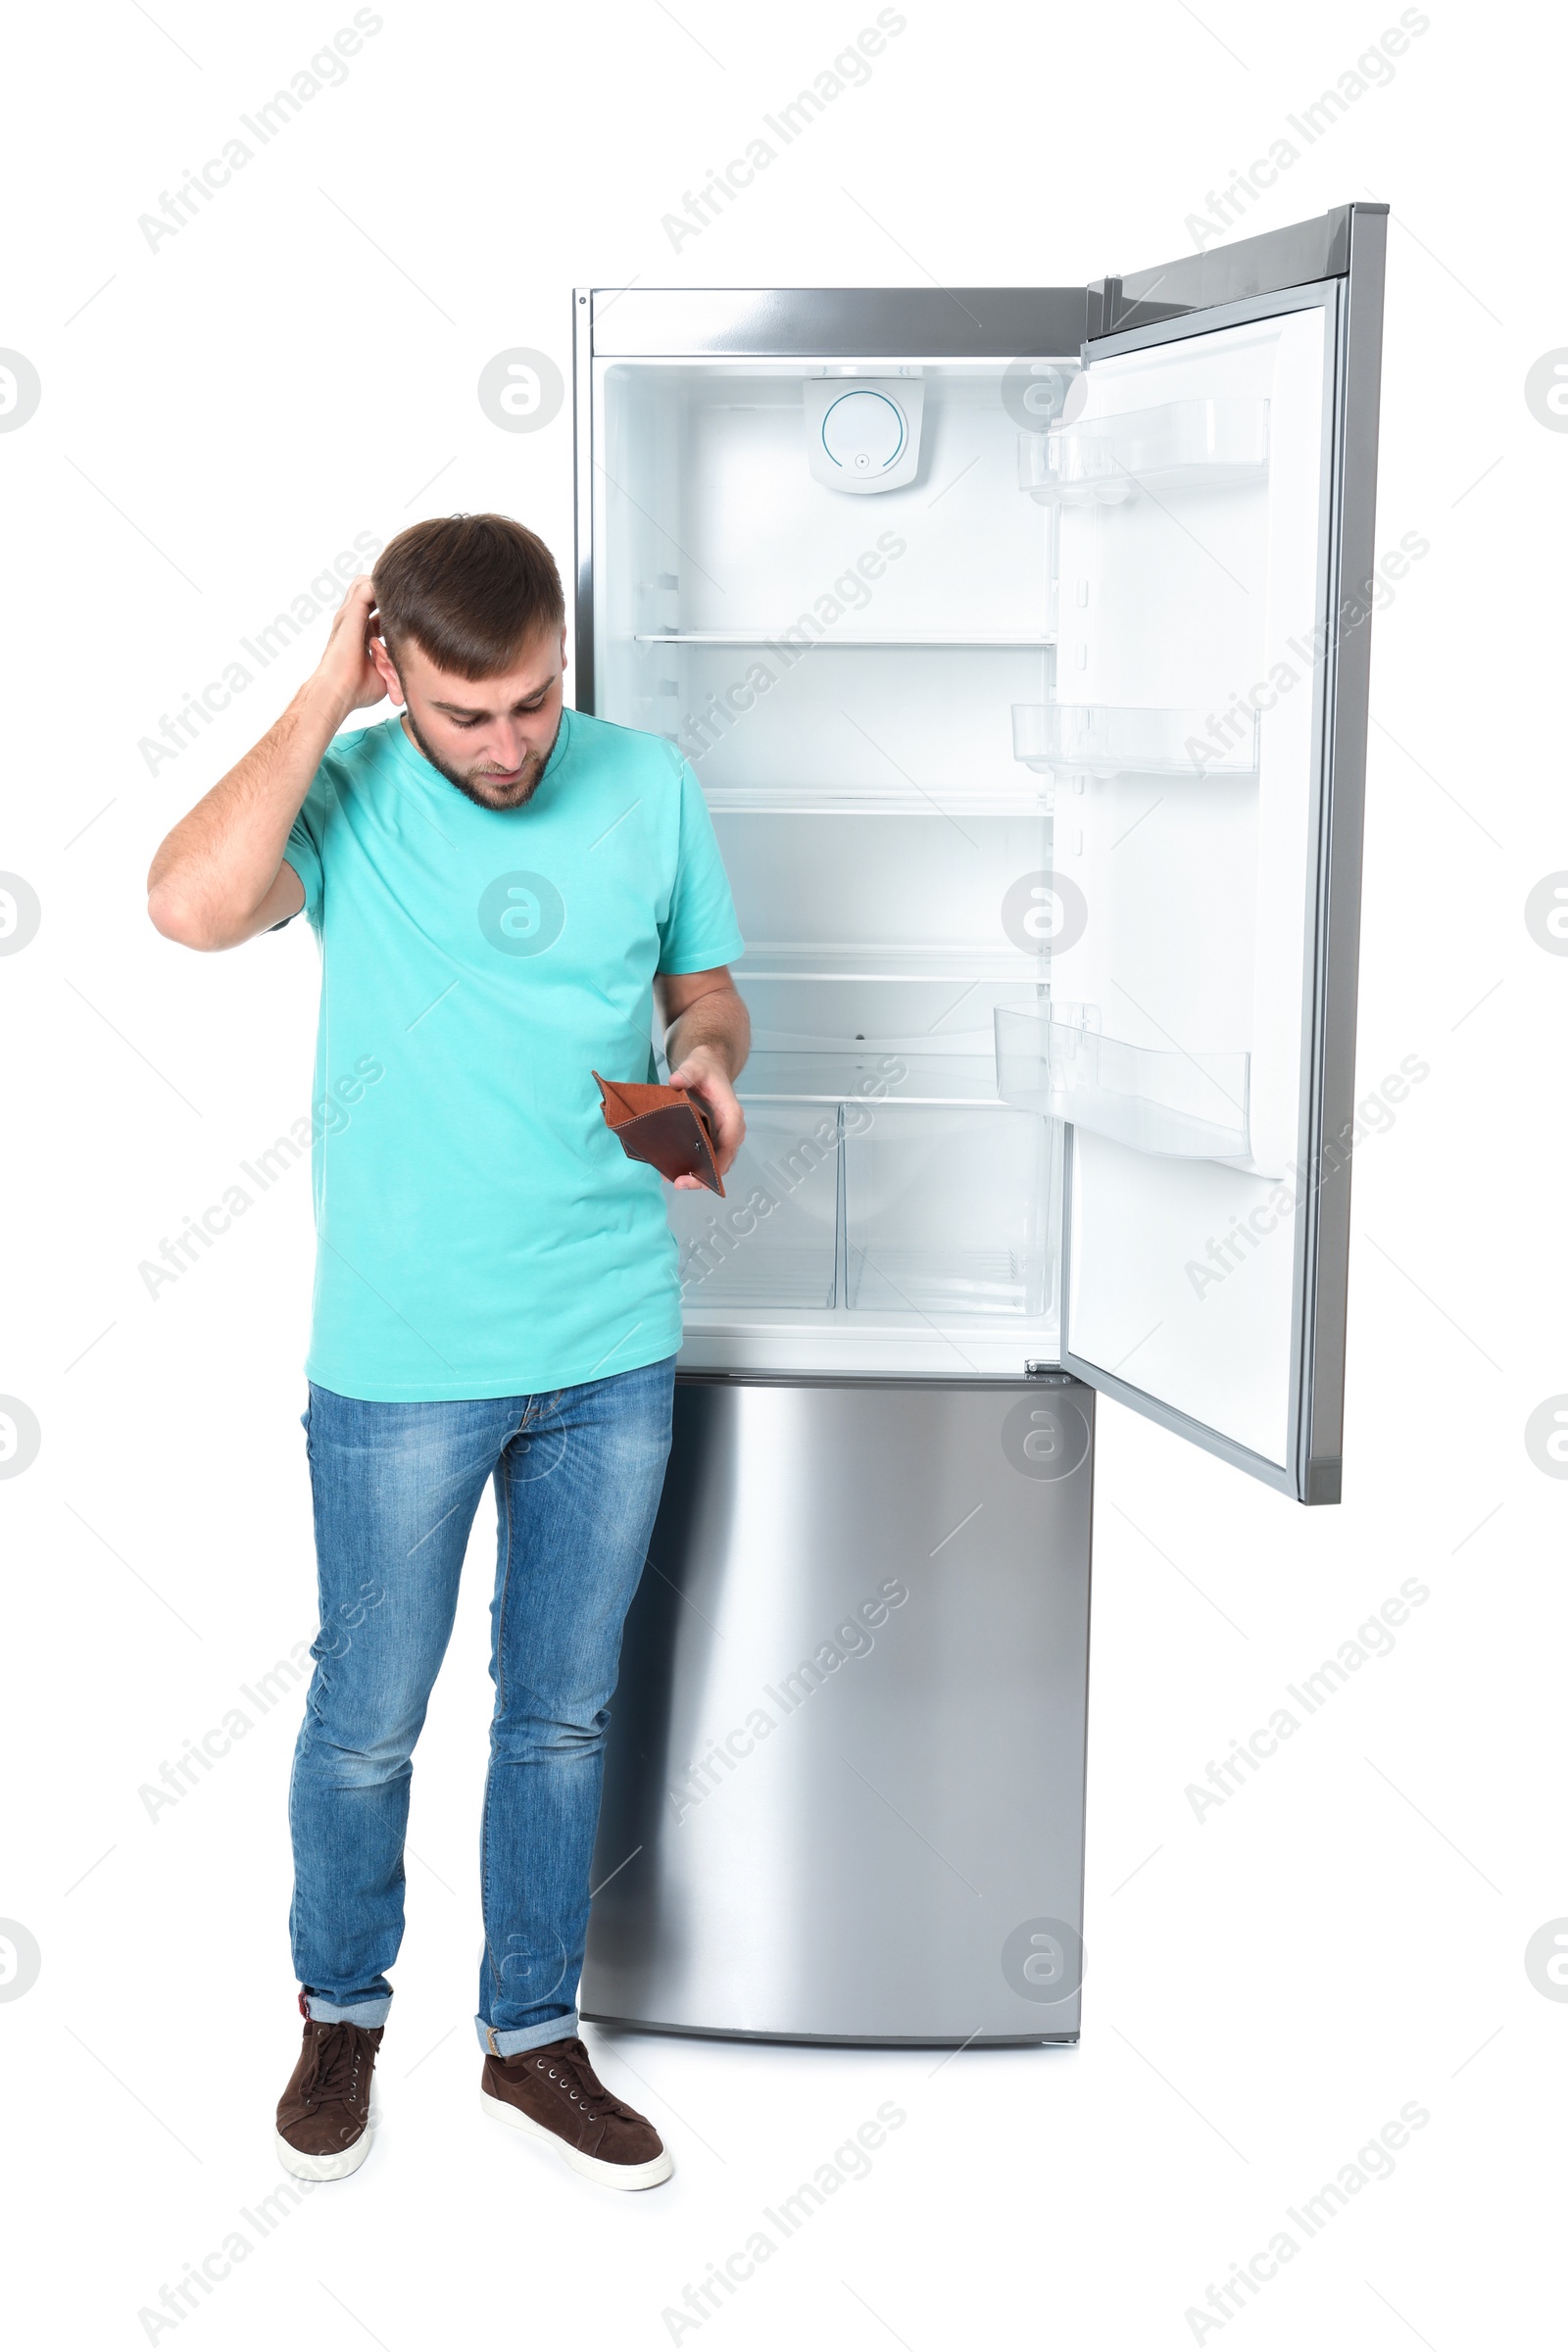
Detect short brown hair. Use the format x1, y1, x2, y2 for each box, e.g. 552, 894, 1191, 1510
372, 513, 564, 678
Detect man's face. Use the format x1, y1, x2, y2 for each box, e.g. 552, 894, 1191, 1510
371, 625, 567, 810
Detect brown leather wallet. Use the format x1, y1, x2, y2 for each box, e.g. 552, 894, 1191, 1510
593, 1072, 725, 1196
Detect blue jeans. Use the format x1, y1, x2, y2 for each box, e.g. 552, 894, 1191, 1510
287, 1359, 675, 2056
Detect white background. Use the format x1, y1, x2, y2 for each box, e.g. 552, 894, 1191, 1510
2, 2, 1564, 2345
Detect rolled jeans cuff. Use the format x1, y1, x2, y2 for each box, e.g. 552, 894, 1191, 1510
305, 1993, 393, 2028
476, 2010, 579, 2058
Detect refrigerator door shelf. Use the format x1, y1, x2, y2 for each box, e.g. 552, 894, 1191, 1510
996, 1007, 1251, 1163
1016, 396, 1270, 505
1012, 703, 1260, 779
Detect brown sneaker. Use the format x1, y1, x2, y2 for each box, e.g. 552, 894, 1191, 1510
480, 2035, 672, 2190
274, 2011, 383, 2180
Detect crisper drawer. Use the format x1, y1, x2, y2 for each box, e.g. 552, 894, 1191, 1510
663, 1083, 1059, 1325
665, 1102, 841, 1311
845, 1101, 1055, 1319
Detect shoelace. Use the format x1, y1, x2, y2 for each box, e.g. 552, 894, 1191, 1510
299, 2024, 370, 2112
529, 2039, 636, 2126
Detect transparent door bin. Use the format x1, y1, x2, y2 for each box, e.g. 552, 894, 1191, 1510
666, 1109, 839, 1311
1016, 398, 1269, 505
1011, 703, 1259, 779
995, 1007, 1250, 1161
844, 1104, 1056, 1320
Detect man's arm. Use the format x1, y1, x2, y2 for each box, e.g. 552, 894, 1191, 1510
656, 968, 750, 1187
146, 577, 385, 951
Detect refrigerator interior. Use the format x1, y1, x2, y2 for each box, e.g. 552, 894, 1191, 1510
591, 324, 1327, 1405
594, 356, 1068, 1377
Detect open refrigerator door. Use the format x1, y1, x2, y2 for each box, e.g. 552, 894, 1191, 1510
1038, 212, 1386, 1500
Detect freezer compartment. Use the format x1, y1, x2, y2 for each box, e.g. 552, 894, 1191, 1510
996, 1005, 1251, 1161
582, 1375, 1094, 2044
1016, 396, 1270, 505
1012, 702, 1259, 779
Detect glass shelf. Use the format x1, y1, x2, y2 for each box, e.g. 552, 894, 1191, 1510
739, 975, 1044, 1064
738, 1050, 1004, 1106
1016, 398, 1269, 505
737, 945, 1050, 981
995, 1006, 1250, 1161
1011, 703, 1258, 779
701, 776, 1055, 814
635, 631, 1054, 648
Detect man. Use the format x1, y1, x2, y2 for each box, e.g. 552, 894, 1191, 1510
147, 514, 749, 2190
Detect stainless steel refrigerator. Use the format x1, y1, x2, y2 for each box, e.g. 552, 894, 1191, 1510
572, 203, 1387, 2044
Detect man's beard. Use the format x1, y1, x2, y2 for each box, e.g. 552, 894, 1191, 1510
401, 707, 561, 811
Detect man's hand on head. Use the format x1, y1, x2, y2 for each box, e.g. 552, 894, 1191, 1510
314, 576, 390, 722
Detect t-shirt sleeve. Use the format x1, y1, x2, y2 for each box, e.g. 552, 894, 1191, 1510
273, 765, 334, 929
658, 758, 745, 975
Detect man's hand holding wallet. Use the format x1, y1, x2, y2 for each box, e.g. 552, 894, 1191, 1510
595, 1042, 746, 1197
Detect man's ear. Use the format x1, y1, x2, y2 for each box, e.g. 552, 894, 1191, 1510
368, 632, 405, 709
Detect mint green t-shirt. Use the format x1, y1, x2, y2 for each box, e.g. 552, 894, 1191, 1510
279, 709, 744, 1400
